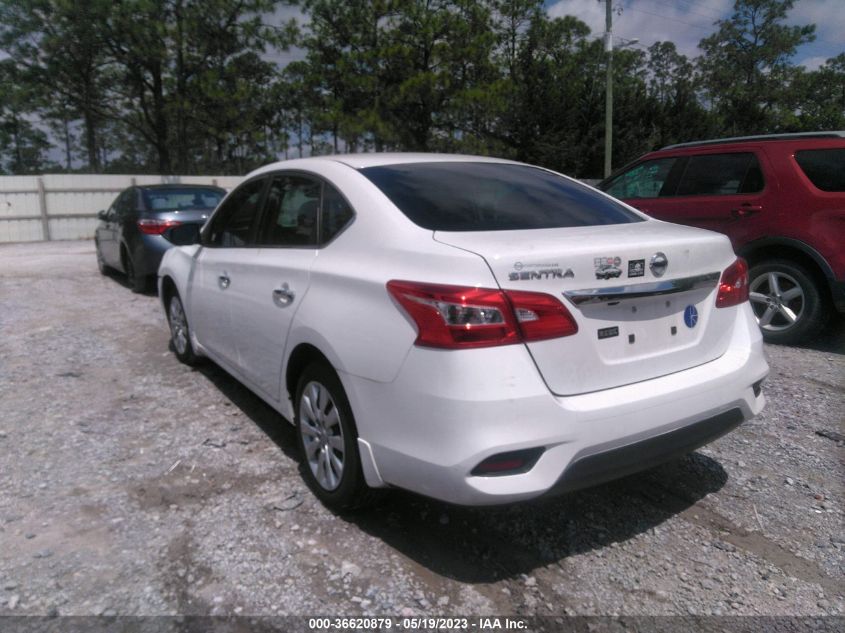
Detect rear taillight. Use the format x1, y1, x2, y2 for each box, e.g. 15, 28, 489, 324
137, 218, 182, 235
386, 280, 578, 349
715, 258, 749, 308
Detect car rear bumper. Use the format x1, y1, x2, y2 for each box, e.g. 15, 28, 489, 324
343, 305, 768, 506
131, 234, 172, 277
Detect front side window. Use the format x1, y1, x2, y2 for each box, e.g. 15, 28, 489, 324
256, 175, 321, 247
795, 148, 845, 192
205, 178, 266, 247
603, 157, 678, 199
675, 152, 762, 196
361, 162, 643, 231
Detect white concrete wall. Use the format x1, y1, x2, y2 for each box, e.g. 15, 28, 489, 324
0, 174, 244, 243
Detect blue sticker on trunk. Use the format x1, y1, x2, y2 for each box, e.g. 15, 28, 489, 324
684, 305, 698, 328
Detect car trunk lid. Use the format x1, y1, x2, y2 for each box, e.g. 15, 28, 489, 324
435, 220, 738, 395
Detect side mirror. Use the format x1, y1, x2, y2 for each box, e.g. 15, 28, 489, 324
168, 223, 201, 246
96, 210, 108, 221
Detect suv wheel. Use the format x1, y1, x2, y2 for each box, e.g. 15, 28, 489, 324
294, 363, 375, 511
748, 259, 829, 345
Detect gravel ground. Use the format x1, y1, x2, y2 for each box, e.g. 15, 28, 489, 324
0, 240, 842, 618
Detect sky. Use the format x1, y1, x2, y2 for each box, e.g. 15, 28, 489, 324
545, 0, 844, 70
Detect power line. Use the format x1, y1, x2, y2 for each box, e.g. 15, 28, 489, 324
625, 6, 714, 32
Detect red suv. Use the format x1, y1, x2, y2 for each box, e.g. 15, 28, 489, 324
598, 132, 845, 344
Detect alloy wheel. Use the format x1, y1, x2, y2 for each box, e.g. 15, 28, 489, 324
299, 381, 345, 491
169, 297, 189, 355
749, 271, 805, 332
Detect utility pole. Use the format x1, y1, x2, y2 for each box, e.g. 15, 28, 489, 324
604, 0, 613, 179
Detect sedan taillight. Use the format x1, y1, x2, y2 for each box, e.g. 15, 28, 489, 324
715, 258, 750, 308
386, 280, 578, 349
137, 218, 182, 235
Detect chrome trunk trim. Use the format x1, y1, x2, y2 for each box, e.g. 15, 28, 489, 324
564, 272, 721, 306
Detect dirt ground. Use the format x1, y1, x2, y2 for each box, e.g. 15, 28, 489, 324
0, 240, 843, 619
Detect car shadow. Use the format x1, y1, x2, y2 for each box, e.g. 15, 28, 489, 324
791, 315, 845, 355
193, 359, 728, 583
342, 453, 726, 583
101, 267, 160, 296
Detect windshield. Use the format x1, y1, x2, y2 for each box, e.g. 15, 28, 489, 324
360, 162, 643, 231
142, 187, 225, 211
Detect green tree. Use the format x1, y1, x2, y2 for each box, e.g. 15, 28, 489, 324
0, 0, 113, 171
0, 61, 53, 174
792, 54, 845, 130
697, 0, 815, 134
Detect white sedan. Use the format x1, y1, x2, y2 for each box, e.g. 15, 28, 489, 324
158, 153, 768, 509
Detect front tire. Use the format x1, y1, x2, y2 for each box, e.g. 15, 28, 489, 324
295, 363, 373, 511
167, 292, 200, 366
748, 259, 829, 345
95, 241, 112, 275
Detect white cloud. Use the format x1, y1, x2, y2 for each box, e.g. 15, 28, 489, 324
546, 0, 843, 63
787, 0, 845, 65
546, 0, 733, 59
798, 55, 828, 71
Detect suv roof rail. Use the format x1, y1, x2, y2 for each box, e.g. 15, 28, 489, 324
661, 131, 845, 150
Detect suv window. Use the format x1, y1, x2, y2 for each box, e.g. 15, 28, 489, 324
205, 178, 266, 247
603, 157, 678, 199
795, 149, 845, 192
361, 162, 643, 231
256, 175, 321, 247
675, 153, 763, 196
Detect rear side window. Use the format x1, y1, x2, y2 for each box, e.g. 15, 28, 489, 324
603, 157, 678, 199
795, 149, 845, 191
361, 162, 642, 231
256, 175, 321, 247
675, 153, 763, 196
205, 178, 266, 247
321, 183, 354, 242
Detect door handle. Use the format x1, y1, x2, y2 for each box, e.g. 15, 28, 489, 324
731, 204, 762, 219
218, 274, 230, 290
272, 283, 295, 307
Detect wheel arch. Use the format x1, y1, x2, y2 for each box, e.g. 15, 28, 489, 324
160, 275, 178, 311
740, 237, 834, 292
285, 343, 336, 409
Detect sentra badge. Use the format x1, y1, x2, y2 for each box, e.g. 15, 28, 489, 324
509, 261, 568, 281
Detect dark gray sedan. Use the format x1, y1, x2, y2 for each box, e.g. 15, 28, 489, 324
95, 184, 225, 292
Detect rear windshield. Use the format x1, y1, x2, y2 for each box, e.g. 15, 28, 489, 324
360, 162, 643, 231
795, 149, 845, 192
142, 187, 225, 211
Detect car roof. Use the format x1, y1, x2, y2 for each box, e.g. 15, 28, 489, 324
138, 184, 225, 190
661, 131, 845, 150
246, 153, 524, 179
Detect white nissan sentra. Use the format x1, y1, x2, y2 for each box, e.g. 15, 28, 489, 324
158, 154, 768, 509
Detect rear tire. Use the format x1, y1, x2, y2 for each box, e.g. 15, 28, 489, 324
748, 259, 829, 345
167, 292, 200, 366
123, 250, 149, 293
294, 363, 376, 511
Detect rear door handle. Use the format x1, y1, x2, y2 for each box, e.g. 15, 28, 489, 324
272, 283, 295, 307
218, 274, 230, 290
731, 204, 762, 218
